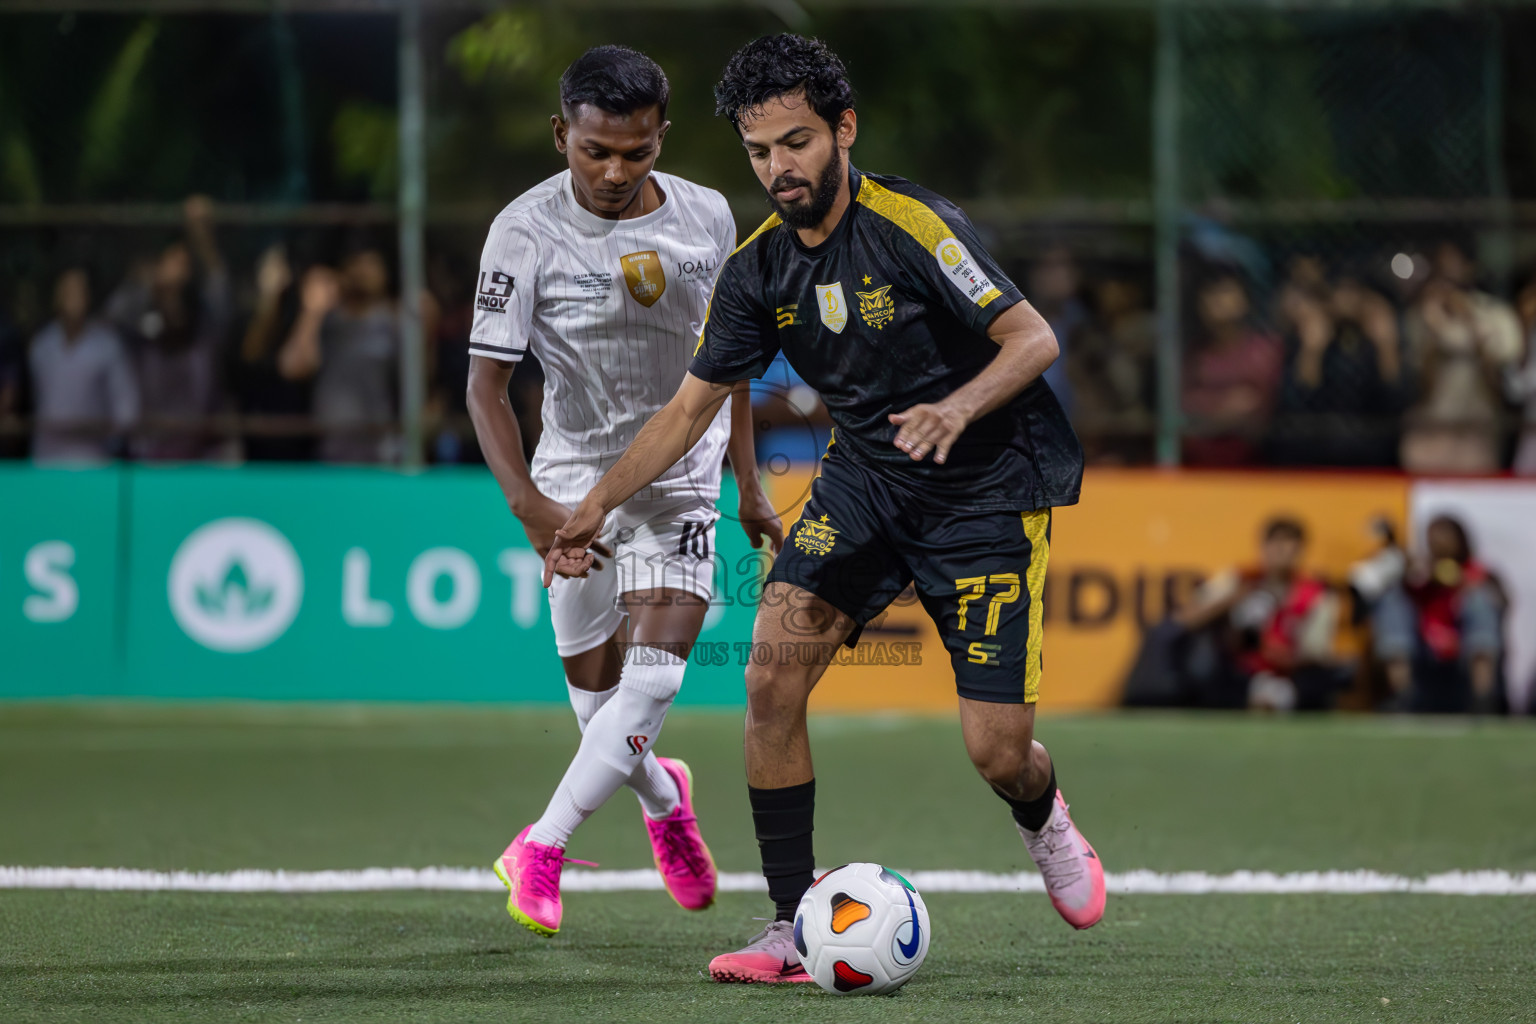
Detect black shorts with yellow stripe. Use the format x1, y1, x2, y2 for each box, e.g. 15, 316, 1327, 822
764, 451, 1051, 704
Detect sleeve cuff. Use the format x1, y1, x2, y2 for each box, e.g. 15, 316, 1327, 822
688, 357, 763, 384
978, 288, 1024, 330
468, 344, 524, 363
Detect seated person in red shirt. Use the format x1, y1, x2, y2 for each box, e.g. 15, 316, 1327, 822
1372, 515, 1505, 714
1124, 516, 1342, 710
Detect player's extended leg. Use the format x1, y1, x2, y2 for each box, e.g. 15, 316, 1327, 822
959, 698, 1104, 929
505, 589, 710, 936
495, 562, 625, 937
910, 505, 1104, 929
496, 547, 693, 937
708, 582, 856, 984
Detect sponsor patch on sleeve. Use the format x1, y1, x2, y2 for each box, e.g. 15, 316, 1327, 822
475, 270, 514, 314
932, 237, 1003, 308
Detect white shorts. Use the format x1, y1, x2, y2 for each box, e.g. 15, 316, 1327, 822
547, 497, 719, 658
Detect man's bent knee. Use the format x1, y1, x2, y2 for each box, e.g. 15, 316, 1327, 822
745, 662, 811, 724
966, 729, 1051, 799
970, 746, 1032, 789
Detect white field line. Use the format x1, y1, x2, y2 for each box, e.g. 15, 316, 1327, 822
2, 867, 1534, 895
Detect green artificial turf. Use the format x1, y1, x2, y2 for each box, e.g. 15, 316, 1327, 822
2, 703, 1533, 1022
4, 891, 1533, 1024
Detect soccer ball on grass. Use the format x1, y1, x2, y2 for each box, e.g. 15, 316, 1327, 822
793, 862, 930, 995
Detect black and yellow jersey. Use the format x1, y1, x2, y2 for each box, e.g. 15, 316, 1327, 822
690, 166, 1083, 512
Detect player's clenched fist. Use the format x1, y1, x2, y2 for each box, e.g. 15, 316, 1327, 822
737, 480, 785, 554
889, 400, 969, 465
542, 498, 607, 586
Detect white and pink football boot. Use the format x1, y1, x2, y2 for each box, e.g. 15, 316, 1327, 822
708, 920, 815, 984
1018, 789, 1106, 929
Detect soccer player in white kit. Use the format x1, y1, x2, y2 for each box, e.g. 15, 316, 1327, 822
465, 47, 782, 938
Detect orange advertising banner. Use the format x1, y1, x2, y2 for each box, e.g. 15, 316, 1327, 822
762, 467, 1409, 712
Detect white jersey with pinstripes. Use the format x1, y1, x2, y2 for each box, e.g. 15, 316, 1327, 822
469, 170, 735, 506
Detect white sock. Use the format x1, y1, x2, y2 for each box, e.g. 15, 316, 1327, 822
567, 683, 616, 733
566, 682, 679, 820
631, 758, 680, 820
529, 652, 686, 847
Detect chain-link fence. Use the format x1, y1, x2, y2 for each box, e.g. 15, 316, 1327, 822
2, 1, 1533, 471
1169, 5, 1533, 474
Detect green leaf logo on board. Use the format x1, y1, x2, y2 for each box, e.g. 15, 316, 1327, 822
193, 560, 275, 619
168, 519, 303, 653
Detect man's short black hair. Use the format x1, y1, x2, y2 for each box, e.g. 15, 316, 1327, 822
714, 34, 855, 134
559, 45, 669, 122
1263, 516, 1307, 544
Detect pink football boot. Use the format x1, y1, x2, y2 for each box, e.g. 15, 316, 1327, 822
1018, 789, 1106, 930
492, 825, 593, 937
645, 757, 718, 911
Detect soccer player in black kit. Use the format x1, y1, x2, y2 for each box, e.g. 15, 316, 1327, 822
546, 34, 1105, 981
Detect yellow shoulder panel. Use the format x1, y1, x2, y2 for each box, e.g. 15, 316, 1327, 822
855, 177, 952, 251
731, 212, 782, 257
855, 178, 1003, 308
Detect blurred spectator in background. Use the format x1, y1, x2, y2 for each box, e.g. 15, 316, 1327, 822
107, 196, 232, 461
1268, 260, 1408, 466
1123, 516, 1343, 711
1347, 515, 1408, 618
1181, 271, 1282, 465
1371, 514, 1506, 714
752, 351, 834, 466
233, 245, 312, 461
28, 267, 138, 463
426, 252, 472, 463
279, 246, 398, 464
1400, 242, 1522, 474
1506, 267, 1536, 475
1073, 275, 1155, 463
1028, 246, 1088, 420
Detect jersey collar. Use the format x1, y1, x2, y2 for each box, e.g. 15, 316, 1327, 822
787, 164, 863, 258
559, 169, 677, 234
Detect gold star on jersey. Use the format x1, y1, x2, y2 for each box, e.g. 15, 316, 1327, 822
686, 165, 1084, 513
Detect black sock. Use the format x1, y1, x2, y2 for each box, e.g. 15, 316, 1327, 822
749, 779, 815, 922
1000, 763, 1057, 832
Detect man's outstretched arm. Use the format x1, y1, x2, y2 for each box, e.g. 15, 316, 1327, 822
543, 371, 738, 583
